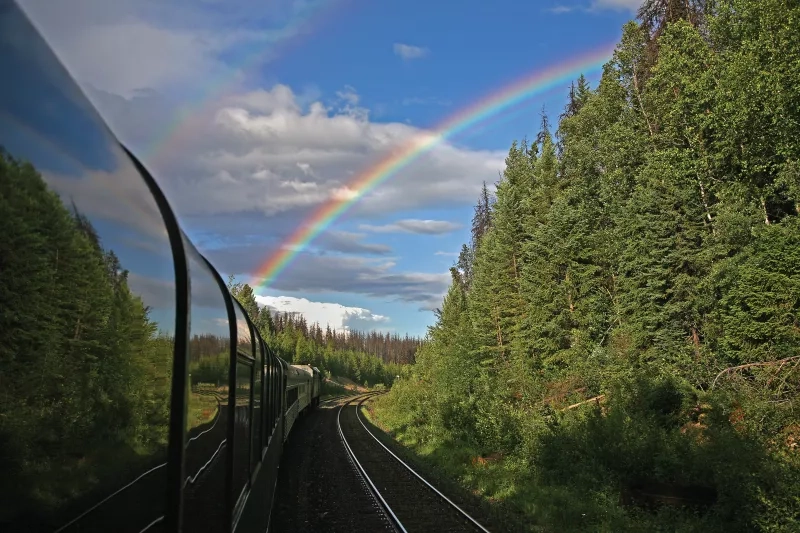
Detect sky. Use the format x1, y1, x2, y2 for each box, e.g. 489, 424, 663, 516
18, 0, 641, 337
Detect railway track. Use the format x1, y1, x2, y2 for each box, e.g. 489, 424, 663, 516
319, 393, 351, 405
337, 394, 490, 533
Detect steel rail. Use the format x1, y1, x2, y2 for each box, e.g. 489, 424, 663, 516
337, 393, 404, 533
356, 396, 491, 533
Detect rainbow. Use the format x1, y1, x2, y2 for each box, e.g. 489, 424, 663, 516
250, 45, 616, 290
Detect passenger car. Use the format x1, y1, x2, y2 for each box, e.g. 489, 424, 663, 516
0, 2, 321, 531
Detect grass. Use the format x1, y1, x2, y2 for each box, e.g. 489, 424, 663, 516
362, 399, 534, 532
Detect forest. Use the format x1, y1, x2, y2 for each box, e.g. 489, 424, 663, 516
224, 277, 414, 388
373, 1, 800, 531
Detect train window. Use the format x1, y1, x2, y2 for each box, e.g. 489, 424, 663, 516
271, 356, 278, 433
233, 360, 253, 509
252, 336, 263, 467
267, 355, 274, 437
262, 354, 272, 436
181, 243, 231, 533
233, 303, 253, 359
274, 359, 280, 428
0, 5, 177, 531
269, 357, 276, 434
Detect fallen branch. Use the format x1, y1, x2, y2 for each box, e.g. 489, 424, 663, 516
563, 395, 606, 411
711, 356, 800, 390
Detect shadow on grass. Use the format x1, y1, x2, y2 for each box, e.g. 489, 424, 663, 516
368, 375, 800, 533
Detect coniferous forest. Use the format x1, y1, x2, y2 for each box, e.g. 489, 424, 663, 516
225, 278, 413, 387
373, 1, 800, 531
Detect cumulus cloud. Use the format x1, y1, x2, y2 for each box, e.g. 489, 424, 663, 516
359, 219, 462, 235
255, 295, 389, 331
83, 84, 505, 224
393, 43, 429, 60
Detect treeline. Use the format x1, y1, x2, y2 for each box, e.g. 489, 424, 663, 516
376, 1, 800, 531
227, 279, 411, 387
271, 312, 422, 365
0, 150, 173, 521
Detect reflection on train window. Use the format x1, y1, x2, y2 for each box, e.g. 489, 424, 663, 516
0, 5, 176, 531
234, 303, 253, 358
182, 242, 231, 533
252, 336, 263, 466
233, 360, 253, 508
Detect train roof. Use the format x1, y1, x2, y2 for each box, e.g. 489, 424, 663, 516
289, 364, 315, 377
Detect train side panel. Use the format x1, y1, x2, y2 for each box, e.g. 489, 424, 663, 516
282, 363, 312, 440
0, 4, 301, 532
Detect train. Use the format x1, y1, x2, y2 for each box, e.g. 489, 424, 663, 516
0, 2, 325, 531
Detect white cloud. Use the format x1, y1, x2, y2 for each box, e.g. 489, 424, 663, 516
435, 251, 459, 257
18, 0, 318, 97
255, 295, 389, 331
393, 43, 429, 60
360, 219, 462, 235
83, 84, 505, 223
547, 5, 577, 14
591, 0, 642, 11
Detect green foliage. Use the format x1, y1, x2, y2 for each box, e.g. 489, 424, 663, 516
373, 2, 800, 530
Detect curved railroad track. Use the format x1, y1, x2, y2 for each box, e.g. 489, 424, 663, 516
337, 394, 490, 533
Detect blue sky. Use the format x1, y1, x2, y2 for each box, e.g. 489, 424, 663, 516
20, 0, 641, 337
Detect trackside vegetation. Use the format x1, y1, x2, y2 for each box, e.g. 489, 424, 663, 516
373, 1, 800, 531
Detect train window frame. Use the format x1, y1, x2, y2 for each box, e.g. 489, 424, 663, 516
227, 300, 256, 529
196, 252, 242, 530
179, 241, 232, 533
250, 325, 263, 474
120, 146, 191, 532
270, 352, 276, 437
231, 356, 253, 527
259, 342, 268, 457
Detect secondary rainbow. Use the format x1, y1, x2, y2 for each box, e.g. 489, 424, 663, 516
140, 0, 344, 168
253, 44, 616, 290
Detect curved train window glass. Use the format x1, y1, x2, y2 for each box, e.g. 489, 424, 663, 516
233, 360, 253, 506
0, 5, 175, 531
267, 355, 276, 436
233, 303, 253, 358
181, 242, 231, 533
252, 336, 263, 465
273, 357, 279, 431
275, 360, 281, 427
